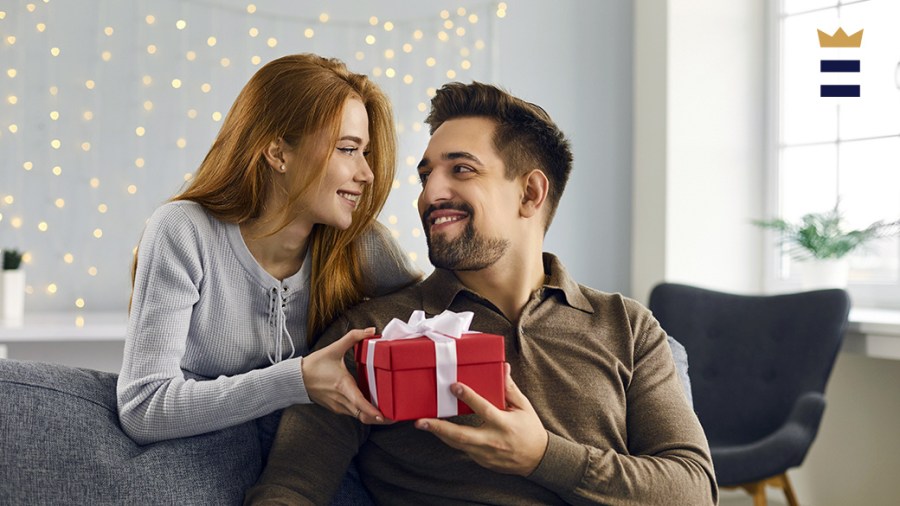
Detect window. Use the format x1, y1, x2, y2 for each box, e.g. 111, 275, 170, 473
773, 0, 900, 308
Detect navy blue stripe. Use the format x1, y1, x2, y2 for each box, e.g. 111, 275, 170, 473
820, 60, 860, 72
820, 85, 860, 97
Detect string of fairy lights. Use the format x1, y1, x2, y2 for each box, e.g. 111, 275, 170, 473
0, 0, 508, 318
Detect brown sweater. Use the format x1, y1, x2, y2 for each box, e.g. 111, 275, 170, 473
246, 254, 718, 505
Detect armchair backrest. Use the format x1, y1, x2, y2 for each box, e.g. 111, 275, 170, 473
648, 283, 850, 446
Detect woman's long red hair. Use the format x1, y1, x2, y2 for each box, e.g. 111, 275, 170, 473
133, 54, 397, 344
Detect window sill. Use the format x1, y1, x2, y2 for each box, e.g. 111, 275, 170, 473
845, 308, 900, 361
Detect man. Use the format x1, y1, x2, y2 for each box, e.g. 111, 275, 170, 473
246, 83, 718, 505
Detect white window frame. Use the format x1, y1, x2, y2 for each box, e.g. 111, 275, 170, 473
766, 0, 900, 309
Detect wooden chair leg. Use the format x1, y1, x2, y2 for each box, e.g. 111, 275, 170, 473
778, 473, 800, 506
739, 482, 767, 506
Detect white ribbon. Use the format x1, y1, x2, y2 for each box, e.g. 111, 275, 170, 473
365, 310, 474, 418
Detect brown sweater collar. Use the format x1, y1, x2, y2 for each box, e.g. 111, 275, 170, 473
419, 252, 594, 316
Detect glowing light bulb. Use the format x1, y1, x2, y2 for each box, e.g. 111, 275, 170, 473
88, 267, 98, 276
319, 13, 329, 23
81, 142, 91, 151
402, 43, 412, 53
304, 28, 314, 38
469, 14, 479, 23
97, 204, 108, 213
413, 30, 423, 40
7, 95, 17, 105
47, 284, 58, 294
176, 138, 186, 148
6, 69, 16, 78
446, 69, 457, 79
135, 158, 145, 167
50, 47, 60, 56
248, 27, 258, 37
104, 26, 114, 36
440, 10, 450, 19
355, 52, 365, 61
207, 36, 217, 47
417, 102, 427, 112
93, 229, 103, 238
186, 50, 196, 61
23, 161, 33, 170
176, 20, 186, 29
388, 215, 398, 225
384, 21, 394, 31
369, 16, 378, 26
212, 111, 222, 121
187, 109, 198, 119
90, 178, 100, 188
135, 126, 145, 136
147, 44, 157, 54
145, 15, 156, 25
64, 253, 74, 263
392, 180, 401, 189
412, 228, 421, 238
267, 37, 277, 47
38, 221, 49, 232
143, 100, 153, 111
456, 27, 466, 36
425, 57, 436, 67
101, 50, 111, 61
171, 78, 182, 88
403, 74, 413, 84
384, 49, 395, 59
365, 35, 376, 45
251, 55, 261, 65
75, 298, 85, 308
438, 31, 449, 42
3, 195, 13, 204
75, 316, 85, 327
200, 83, 211, 93
49, 85, 58, 95
83, 110, 93, 120
220, 57, 230, 67
246, 4, 256, 14
36, 23, 46, 32
51, 139, 61, 149
385, 68, 396, 78
8, 124, 17, 133
52, 166, 62, 175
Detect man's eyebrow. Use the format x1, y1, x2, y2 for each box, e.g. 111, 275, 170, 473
417, 151, 483, 170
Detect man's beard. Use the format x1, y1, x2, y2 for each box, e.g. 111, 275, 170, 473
424, 203, 510, 271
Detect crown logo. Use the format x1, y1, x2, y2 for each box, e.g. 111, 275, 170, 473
817, 28, 863, 48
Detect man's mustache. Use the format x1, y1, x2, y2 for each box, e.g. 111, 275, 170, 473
422, 201, 475, 225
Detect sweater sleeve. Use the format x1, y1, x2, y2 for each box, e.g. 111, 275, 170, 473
527, 307, 718, 505
358, 221, 423, 297
117, 204, 310, 444
244, 318, 367, 505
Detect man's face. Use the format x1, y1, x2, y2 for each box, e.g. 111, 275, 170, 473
417, 117, 520, 271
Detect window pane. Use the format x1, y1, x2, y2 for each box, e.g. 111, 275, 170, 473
782, 10, 840, 145
779, 144, 839, 221
835, 1, 900, 139
838, 137, 900, 283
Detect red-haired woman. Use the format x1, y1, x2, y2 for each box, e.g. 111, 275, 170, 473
117, 54, 421, 446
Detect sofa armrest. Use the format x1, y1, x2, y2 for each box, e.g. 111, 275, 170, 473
0, 359, 261, 506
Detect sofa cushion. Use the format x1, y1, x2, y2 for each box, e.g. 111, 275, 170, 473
0, 359, 261, 506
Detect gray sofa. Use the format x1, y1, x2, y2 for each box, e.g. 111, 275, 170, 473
1, 338, 691, 505
0, 359, 264, 505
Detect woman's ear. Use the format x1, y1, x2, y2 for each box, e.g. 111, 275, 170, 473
263, 139, 286, 172
520, 169, 549, 219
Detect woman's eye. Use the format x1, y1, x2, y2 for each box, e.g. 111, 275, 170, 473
338, 147, 359, 155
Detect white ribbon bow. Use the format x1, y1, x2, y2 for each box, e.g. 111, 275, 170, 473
365, 310, 474, 418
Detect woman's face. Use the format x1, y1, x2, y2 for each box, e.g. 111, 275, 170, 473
299, 98, 374, 230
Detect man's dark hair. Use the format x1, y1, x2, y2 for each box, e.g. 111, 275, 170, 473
424, 82, 574, 230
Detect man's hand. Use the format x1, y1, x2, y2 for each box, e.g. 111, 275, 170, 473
301, 327, 387, 425
414, 363, 549, 476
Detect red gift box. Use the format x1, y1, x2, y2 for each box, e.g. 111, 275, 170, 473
356, 332, 506, 421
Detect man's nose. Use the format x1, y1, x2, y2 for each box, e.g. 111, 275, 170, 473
419, 170, 453, 205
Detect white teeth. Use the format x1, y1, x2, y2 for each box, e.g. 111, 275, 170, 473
433, 216, 462, 225
338, 191, 360, 203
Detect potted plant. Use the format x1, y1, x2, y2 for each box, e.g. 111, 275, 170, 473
1, 248, 26, 322
754, 203, 900, 289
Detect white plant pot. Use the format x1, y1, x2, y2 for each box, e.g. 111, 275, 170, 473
1, 269, 26, 322
798, 258, 849, 290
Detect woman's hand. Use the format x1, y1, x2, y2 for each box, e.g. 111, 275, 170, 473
301, 327, 387, 424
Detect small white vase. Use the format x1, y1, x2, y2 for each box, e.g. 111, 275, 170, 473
1, 269, 26, 322
797, 258, 849, 290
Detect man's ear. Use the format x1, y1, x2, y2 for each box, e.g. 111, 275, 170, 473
263, 139, 285, 171
520, 169, 549, 219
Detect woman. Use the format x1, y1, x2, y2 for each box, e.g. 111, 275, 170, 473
117, 54, 421, 446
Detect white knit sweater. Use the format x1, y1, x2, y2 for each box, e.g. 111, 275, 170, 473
117, 200, 421, 444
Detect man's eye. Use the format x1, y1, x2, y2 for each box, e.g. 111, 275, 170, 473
418, 172, 430, 185
454, 165, 474, 174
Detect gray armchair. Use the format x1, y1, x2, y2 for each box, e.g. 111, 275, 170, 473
649, 283, 850, 506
